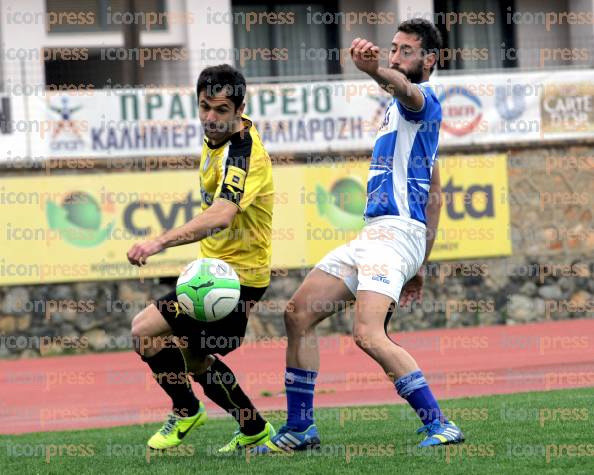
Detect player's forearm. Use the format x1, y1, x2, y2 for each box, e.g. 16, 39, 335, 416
423, 190, 442, 264
157, 209, 230, 249
369, 67, 421, 105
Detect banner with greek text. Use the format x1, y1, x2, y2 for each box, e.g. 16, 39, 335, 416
0, 69, 586, 162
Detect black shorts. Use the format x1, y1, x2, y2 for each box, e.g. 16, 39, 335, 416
155, 285, 267, 357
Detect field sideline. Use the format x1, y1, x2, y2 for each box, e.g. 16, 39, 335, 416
0, 388, 593, 474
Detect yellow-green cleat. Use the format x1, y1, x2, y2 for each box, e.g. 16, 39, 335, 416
147, 402, 207, 449
218, 421, 276, 453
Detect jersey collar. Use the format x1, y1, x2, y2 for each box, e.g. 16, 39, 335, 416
204, 116, 252, 149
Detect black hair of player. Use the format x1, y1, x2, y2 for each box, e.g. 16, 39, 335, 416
196, 64, 246, 110
397, 19, 443, 73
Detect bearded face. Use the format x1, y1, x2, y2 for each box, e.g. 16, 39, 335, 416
392, 60, 424, 84
388, 31, 428, 84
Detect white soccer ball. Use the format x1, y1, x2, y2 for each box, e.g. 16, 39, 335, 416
176, 258, 241, 322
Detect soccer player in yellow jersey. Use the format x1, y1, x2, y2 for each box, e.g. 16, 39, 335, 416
126, 65, 275, 452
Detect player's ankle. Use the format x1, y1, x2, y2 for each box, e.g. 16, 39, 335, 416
240, 418, 267, 436
173, 400, 200, 418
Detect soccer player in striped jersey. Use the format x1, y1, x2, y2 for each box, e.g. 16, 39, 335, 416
254, 18, 464, 453
127, 65, 275, 452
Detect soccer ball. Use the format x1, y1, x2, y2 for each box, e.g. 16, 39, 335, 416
176, 258, 241, 322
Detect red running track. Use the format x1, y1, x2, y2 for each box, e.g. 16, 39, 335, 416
1, 319, 593, 434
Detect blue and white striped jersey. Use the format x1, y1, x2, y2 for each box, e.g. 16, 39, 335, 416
364, 82, 441, 226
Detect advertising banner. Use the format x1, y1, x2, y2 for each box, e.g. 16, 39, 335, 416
1, 69, 587, 162
0, 94, 30, 163
0, 155, 510, 285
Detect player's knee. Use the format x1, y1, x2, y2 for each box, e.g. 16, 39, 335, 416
284, 302, 314, 334
131, 313, 149, 355
352, 324, 368, 350
352, 323, 383, 355
131, 312, 145, 334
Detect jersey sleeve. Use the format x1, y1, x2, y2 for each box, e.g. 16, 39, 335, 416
396, 83, 439, 122
216, 131, 267, 211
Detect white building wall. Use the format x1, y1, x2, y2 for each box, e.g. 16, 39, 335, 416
184, 0, 234, 84
1, 0, 46, 91
0, 0, 230, 90
374, 0, 401, 56
0, 0, 591, 91
338, 0, 379, 76
396, 0, 435, 23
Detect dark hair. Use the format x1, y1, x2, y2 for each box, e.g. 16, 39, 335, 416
397, 18, 443, 73
196, 64, 246, 110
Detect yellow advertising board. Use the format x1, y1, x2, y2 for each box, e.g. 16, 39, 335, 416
0, 154, 510, 285
431, 154, 511, 260
0, 171, 201, 285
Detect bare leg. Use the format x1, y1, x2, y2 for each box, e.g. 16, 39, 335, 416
353, 290, 450, 430
352, 290, 418, 379
131, 304, 174, 357
285, 269, 355, 370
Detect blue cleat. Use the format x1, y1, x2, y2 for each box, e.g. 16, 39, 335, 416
417, 419, 465, 447
250, 425, 321, 454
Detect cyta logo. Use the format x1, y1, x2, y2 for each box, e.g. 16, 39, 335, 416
443, 179, 494, 220
315, 177, 366, 230
46, 192, 115, 247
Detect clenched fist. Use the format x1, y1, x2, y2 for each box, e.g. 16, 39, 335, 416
350, 37, 380, 74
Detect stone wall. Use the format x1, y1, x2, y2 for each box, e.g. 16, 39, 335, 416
0, 145, 592, 358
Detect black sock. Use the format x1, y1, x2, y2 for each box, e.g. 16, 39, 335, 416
195, 357, 266, 435
142, 347, 200, 417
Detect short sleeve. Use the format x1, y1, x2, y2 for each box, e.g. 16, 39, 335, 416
216, 130, 266, 211
236, 153, 269, 210
396, 83, 439, 122
216, 133, 250, 209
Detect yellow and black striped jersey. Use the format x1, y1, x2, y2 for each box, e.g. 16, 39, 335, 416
198, 115, 274, 287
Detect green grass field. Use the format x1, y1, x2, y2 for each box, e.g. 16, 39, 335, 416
1, 388, 593, 475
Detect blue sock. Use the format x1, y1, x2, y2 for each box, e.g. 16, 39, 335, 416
395, 370, 446, 425
285, 367, 317, 431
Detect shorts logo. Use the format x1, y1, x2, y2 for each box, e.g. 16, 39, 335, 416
372, 274, 390, 284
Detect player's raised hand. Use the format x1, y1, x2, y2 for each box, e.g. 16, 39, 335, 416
350, 37, 380, 74
126, 239, 164, 266
399, 268, 424, 308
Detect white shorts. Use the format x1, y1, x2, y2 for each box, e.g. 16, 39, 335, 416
315, 216, 426, 303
